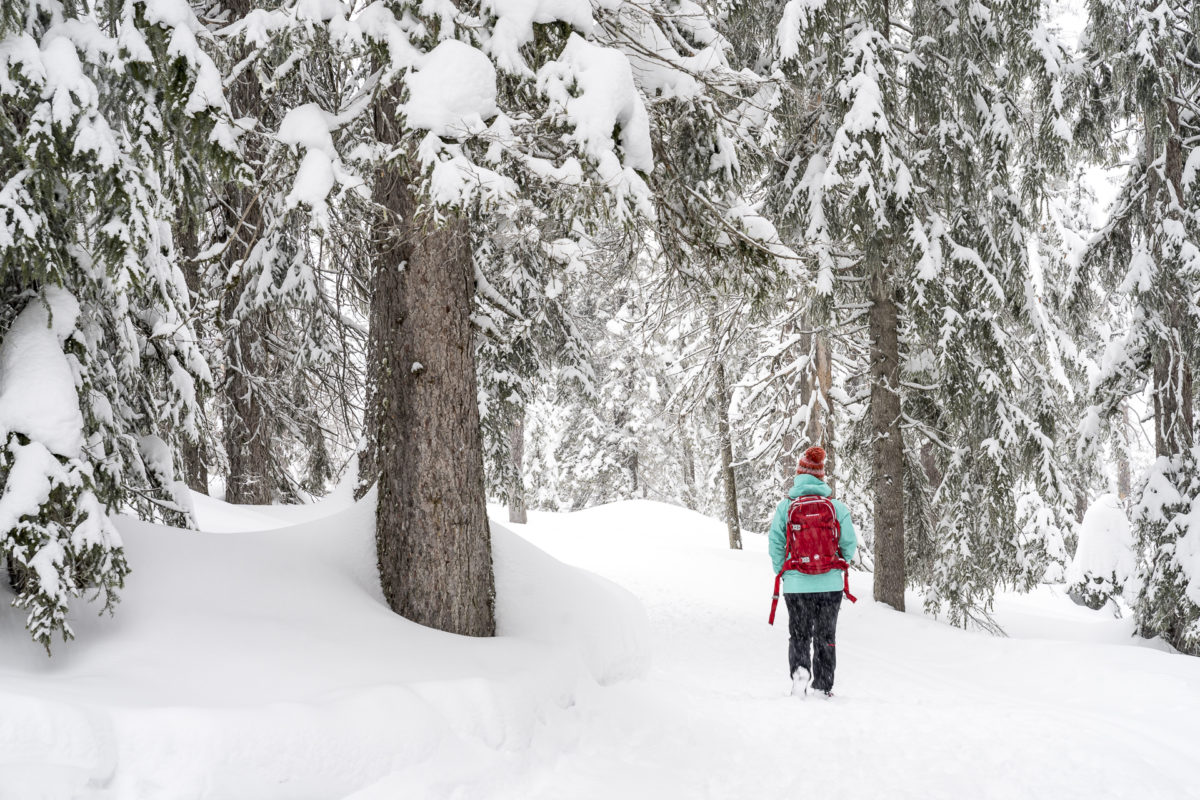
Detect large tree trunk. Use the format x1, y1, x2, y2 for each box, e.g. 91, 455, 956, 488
713, 351, 742, 550
869, 270, 905, 611
508, 411, 528, 525
358, 86, 495, 637
220, 0, 273, 505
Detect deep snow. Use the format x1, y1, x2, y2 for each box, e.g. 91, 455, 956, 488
2, 495, 1199, 799
0, 490, 647, 799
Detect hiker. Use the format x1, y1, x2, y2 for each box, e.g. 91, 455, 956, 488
768, 446, 857, 698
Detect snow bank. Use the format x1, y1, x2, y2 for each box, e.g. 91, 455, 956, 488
0, 492, 649, 798
494, 523, 650, 684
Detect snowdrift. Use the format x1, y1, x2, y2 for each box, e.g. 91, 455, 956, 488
0, 492, 649, 799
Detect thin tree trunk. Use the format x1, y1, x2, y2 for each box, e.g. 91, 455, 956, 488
814, 330, 836, 493
713, 351, 743, 550
680, 418, 697, 509
778, 430, 797, 483
1116, 403, 1131, 500
798, 324, 814, 435
919, 440, 942, 489
359, 84, 495, 637
1074, 490, 1088, 525
630, 450, 640, 496
1153, 342, 1192, 457
220, 0, 272, 505
795, 317, 836, 492
176, 208, 209, 495
508, 411, 528, 525
6, 555, 26, 594
870, 269, 905, 611
223, 306, 273, 503
1150, 94, 1194, 458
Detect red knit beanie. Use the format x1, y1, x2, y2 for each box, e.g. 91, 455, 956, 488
797, 446, 826, 479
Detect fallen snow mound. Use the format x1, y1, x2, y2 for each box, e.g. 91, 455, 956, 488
1066, 492, 1135, 591
0, 491, 649, 799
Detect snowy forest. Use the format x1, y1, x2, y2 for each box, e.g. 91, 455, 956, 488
2, 0, 1200, 794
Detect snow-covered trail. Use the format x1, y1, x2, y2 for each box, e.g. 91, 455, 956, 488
4, 495, 1199, 799
483, 501, 1200, 800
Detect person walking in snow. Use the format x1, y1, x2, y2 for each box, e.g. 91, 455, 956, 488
768, 446, 857, 698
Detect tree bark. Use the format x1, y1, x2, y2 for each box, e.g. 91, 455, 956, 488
1152, 346, 1193, 457
680, 417, 697, 510
508, 411, 527, 525
814, 330, 836, 493
1116, 403, 1131, 500
220, 0, 273, 505
222, 307, 273, 503
359, 84, 495, 637
794, 319, 836, 492
1150, 91, 1194, 459
6, 555, 26, 594
713, 350, 743, 550
176, 207, 209, 495
1116, 454, 1130, 501
870, 270, 905, 611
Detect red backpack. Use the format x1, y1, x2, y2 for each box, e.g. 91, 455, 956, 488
768, 495, 857, 624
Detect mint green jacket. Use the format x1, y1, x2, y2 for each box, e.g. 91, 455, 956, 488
769, 474, 857, 594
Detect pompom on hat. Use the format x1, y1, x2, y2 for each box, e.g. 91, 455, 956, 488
796, 446, 827, 479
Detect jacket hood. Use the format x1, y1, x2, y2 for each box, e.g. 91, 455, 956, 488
788, 473, 832, 498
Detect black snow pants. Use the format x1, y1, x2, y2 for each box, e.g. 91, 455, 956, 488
785, 590, 843, 692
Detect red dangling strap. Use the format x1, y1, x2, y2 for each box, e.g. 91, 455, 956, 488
768, 570, 785, 625
842, 568, 857, 604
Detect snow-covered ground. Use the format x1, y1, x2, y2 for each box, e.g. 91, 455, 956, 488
3, 496, 1198, 799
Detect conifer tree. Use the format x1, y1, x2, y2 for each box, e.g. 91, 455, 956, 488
474, 203, 593, 524
193, 0, 363, 502
768, 0, 1073, 622
0, 0, 230, 650
1073, 0, 1200, 652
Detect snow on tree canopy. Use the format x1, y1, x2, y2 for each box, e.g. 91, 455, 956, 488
403, 40, 498, 139
276, 103, 354, 222
484, 0, 596, 74
538, 34, 653, 213
1066, 493, 1135, 592
0, 289, 83, 459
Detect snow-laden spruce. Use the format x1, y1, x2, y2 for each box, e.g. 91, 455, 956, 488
1066, 493, 1135, 611
0, 290, 125, 650
1069, 0, 1200, 652
1, 0, 230, 650
736, 0, 1079, 625
1131, 451, 1200, 653
235, 0, 789, 634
